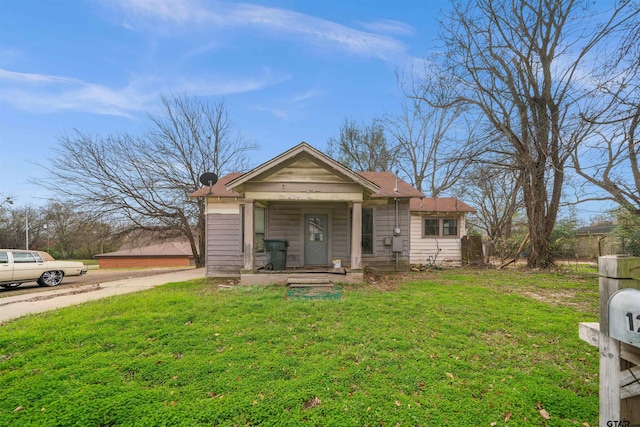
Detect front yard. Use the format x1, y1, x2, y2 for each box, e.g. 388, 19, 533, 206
0, 270, 599, 426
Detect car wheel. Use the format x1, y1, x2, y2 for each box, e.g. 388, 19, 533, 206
38, 271, 63, 287
1, 283, 20, 289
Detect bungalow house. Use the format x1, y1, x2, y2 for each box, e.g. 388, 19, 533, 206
190, 143, 476, 284
409, 197, 477, 266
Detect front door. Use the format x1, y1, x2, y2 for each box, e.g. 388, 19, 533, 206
304, 214, 328, 266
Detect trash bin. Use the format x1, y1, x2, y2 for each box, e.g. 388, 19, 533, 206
264, 239, 289, 270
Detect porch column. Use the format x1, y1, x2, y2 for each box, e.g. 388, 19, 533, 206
351, 201, 362, 270
244, 199, 255, 271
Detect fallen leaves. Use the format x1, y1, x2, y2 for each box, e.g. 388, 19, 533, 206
490, 411, 512, 425
536, 401, 550, 420
302, 396, 321, 409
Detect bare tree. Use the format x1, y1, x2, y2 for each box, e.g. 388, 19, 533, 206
432, 0, 637, 267
326, 118, 398, 172
463, 164, 524, 259
0, 205, 35, 249
388, 71, 479, 196
40, 201, 120, 258
44, 94, 258, 267
573, 12, 640, 214
0, 201, 119, 257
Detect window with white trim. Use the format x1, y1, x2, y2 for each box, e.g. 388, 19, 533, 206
422, 217, 458, 238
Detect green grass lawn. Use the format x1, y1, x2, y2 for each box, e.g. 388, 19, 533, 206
0, 270, 599, 426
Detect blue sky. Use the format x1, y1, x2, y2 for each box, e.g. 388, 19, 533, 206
0, 0, 449, 207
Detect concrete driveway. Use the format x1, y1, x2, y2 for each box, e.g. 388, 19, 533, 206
0, 268, 205, 323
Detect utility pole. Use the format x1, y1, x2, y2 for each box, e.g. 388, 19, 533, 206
25, 213, 29, 250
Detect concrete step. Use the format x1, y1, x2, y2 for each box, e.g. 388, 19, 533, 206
287, 279, 334, 288
286, 277, 332, 285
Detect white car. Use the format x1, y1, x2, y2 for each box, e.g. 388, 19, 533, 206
0, 249, 88, 288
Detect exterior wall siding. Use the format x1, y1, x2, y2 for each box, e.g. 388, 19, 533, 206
206, 200, 244, 276
267, 201, 350, 268
265, 202, 304, 267
362, 199, 410, 272
330, 206, 349, 265
409, 213, 465, 266
205, 198, 415, 275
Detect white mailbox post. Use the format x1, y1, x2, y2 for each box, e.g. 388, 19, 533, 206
579, 255, 640, 425
609, 289, 640, 348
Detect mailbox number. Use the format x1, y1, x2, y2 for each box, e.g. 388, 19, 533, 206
625, 312, 640, 332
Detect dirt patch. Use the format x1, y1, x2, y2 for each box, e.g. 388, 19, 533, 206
515, 288, 595, 312
360, 271, 413, 291
0, 268, 192, 299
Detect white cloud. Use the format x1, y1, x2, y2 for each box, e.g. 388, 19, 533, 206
250, 104, 289, 119
112, 0, 201, 29
249, 87, 322, 120
358, 19, 415, 36
110, 0, 409, 61
289, 89, 322, 104
0, 68, 285, 116
0, 69, 82, 85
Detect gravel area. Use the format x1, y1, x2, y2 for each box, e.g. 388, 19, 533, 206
0, 267, 193, 298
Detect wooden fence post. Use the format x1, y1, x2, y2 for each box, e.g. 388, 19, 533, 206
593, 255, 640, 425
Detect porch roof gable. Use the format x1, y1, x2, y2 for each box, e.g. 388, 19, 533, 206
226, 142, 381, 195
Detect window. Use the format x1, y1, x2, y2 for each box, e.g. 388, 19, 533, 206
423, 218, 459, 237
0, 252, 7, 264
241, 205, 266, 253
362, 208, 373, 254
12, 252, 37, 263
307, 216, 325, 242
424, 219, 439, 236
254, 207, 265, 252
443, 219, 458, 236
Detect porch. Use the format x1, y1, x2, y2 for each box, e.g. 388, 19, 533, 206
240, 266, 364, 285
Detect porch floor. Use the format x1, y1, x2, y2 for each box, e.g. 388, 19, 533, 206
241, 267, 363, 285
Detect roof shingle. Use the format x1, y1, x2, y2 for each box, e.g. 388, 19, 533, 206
410, 197, 476, 213
356, 171, 425, 198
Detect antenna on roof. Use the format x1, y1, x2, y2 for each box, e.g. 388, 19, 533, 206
199, 172, 218, 195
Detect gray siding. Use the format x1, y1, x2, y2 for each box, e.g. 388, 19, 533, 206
266, 202, 304, 267
363, 199, 410, 272
205, 199, 411, 274
331, 207, 349, 264
267, 201, 350, 268
206, 211, 243, 275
